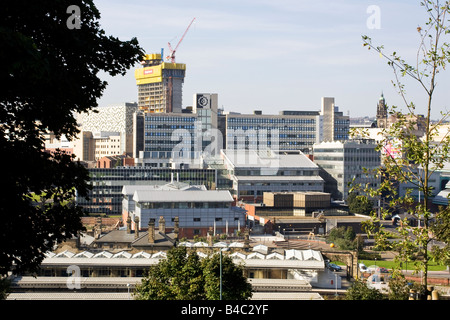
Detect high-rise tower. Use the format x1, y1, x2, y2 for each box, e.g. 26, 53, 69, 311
376, 92, 388, 129
134, 53, 186, 113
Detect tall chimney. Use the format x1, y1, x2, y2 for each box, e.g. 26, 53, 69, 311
126, 215, 131, 234
159, 216, 166, 234
134, 216, 140, 239
148, 220, 155, 243
173, 216, 179, 239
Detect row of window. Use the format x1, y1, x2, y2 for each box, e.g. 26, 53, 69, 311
145, 117, 197, 123
228, 118, 316, 124
138, 202, 231, 209
227, 126, 315, 131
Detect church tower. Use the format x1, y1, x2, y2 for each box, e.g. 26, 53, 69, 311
376, 92, 387, 129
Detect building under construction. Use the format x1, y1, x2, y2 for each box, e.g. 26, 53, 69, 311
134, 53, 186, 113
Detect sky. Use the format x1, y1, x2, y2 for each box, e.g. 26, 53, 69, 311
94, 0, 450, 119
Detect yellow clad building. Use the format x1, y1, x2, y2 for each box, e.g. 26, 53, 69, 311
135, 53, 186, 113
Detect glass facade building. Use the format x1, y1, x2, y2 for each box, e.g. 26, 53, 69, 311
76, 167, 217, 215
313, 139, 381, 200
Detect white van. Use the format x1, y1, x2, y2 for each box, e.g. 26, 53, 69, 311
359, 263, 368, 272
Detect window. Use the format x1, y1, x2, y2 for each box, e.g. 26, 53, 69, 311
193, 218, 201, 222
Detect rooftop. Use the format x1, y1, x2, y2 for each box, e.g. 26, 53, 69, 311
133, 189, 234, 203
222, 149, 318, 169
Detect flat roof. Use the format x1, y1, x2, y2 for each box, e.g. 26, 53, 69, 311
234, 175, 323, 182
222, 149, 318, 169
122, 183, 205, 195
133, 189, 234, 203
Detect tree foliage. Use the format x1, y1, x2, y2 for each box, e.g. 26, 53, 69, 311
0, 0, 143, 275
133, 247, 253, 300
328, 226, 358, 250
347, 192, 374, 215
345, 278, 385, 300
356, 0, 450, 289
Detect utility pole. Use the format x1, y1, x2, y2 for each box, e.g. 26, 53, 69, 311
220, 250, 223, 300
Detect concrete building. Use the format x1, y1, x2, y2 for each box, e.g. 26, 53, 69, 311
75, 102, 138, 160
72, 131, 95, 161
134, 53, 185, 113
313, 139, 381, 200
76, 167, 217, 216
92, 131, 122, 161
131, 186, 245, 238
121, 182, 207, 230
225, 97, 349, 154
220, 149, 324, 202
134, 93, 221, 168
97, 155, 134, 169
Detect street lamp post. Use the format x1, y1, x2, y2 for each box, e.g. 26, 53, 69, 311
335, 273, 338, 298
220, 250, 223, 300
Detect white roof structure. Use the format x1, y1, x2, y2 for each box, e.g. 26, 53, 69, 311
229, 242, 244, 248
266, 252, 284, 260
252, 244, 268, 255
73, 251, 94, 259
112, 251, 132, 259
221, 149, 318, 170
44, 251, 56, 258
38, 249, 325, 270
132, 251, 152, 259
54, 250, 75, 258
213, 241, 228, 248
178, 241, 193, 247
152, 251, 167, 259
284, 249, 323, 261
433, 188, 450, 205
303, 249, 322, 261
93, 251, 113, 259
247, 252, 265, 260
133, 190, 233, 203
122, 183, 206, 196
196, 251, 208, 259
230, 252, 247, 260
193, 241, 209, 247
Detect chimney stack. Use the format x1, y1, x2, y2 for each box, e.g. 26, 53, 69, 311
126, 215, 131, 234
173, 216, 179, 239
159, 216, 166, 234
148, 220, 155, 243
134, 216, 140, 239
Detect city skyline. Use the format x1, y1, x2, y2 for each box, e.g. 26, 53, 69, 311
95, 0, 450, 120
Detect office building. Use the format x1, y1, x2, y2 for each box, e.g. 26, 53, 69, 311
134, 53, 186, 113
320, 97, 349, 142
131, 186, 245, 238
313, 139, 381, 200
220, 149, 324, 202
135, 93, 222, 167
225, 97, 349, 154
75, 103, 138, 160
76, 167, 217, 215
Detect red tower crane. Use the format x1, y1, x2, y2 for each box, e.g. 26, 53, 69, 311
166, 17, 196, 63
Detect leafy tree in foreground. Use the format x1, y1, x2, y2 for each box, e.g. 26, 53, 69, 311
355, 0, 450, 290
345, 279, 385, 300
133, 247, 253, 300
347, 192, 373, 215
0, 0, 143, 275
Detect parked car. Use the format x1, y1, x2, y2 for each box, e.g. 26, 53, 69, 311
377, 267, 389, 273
328, 263, 342, 272
359, 263, 367, 272
367, 265, 389, 273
